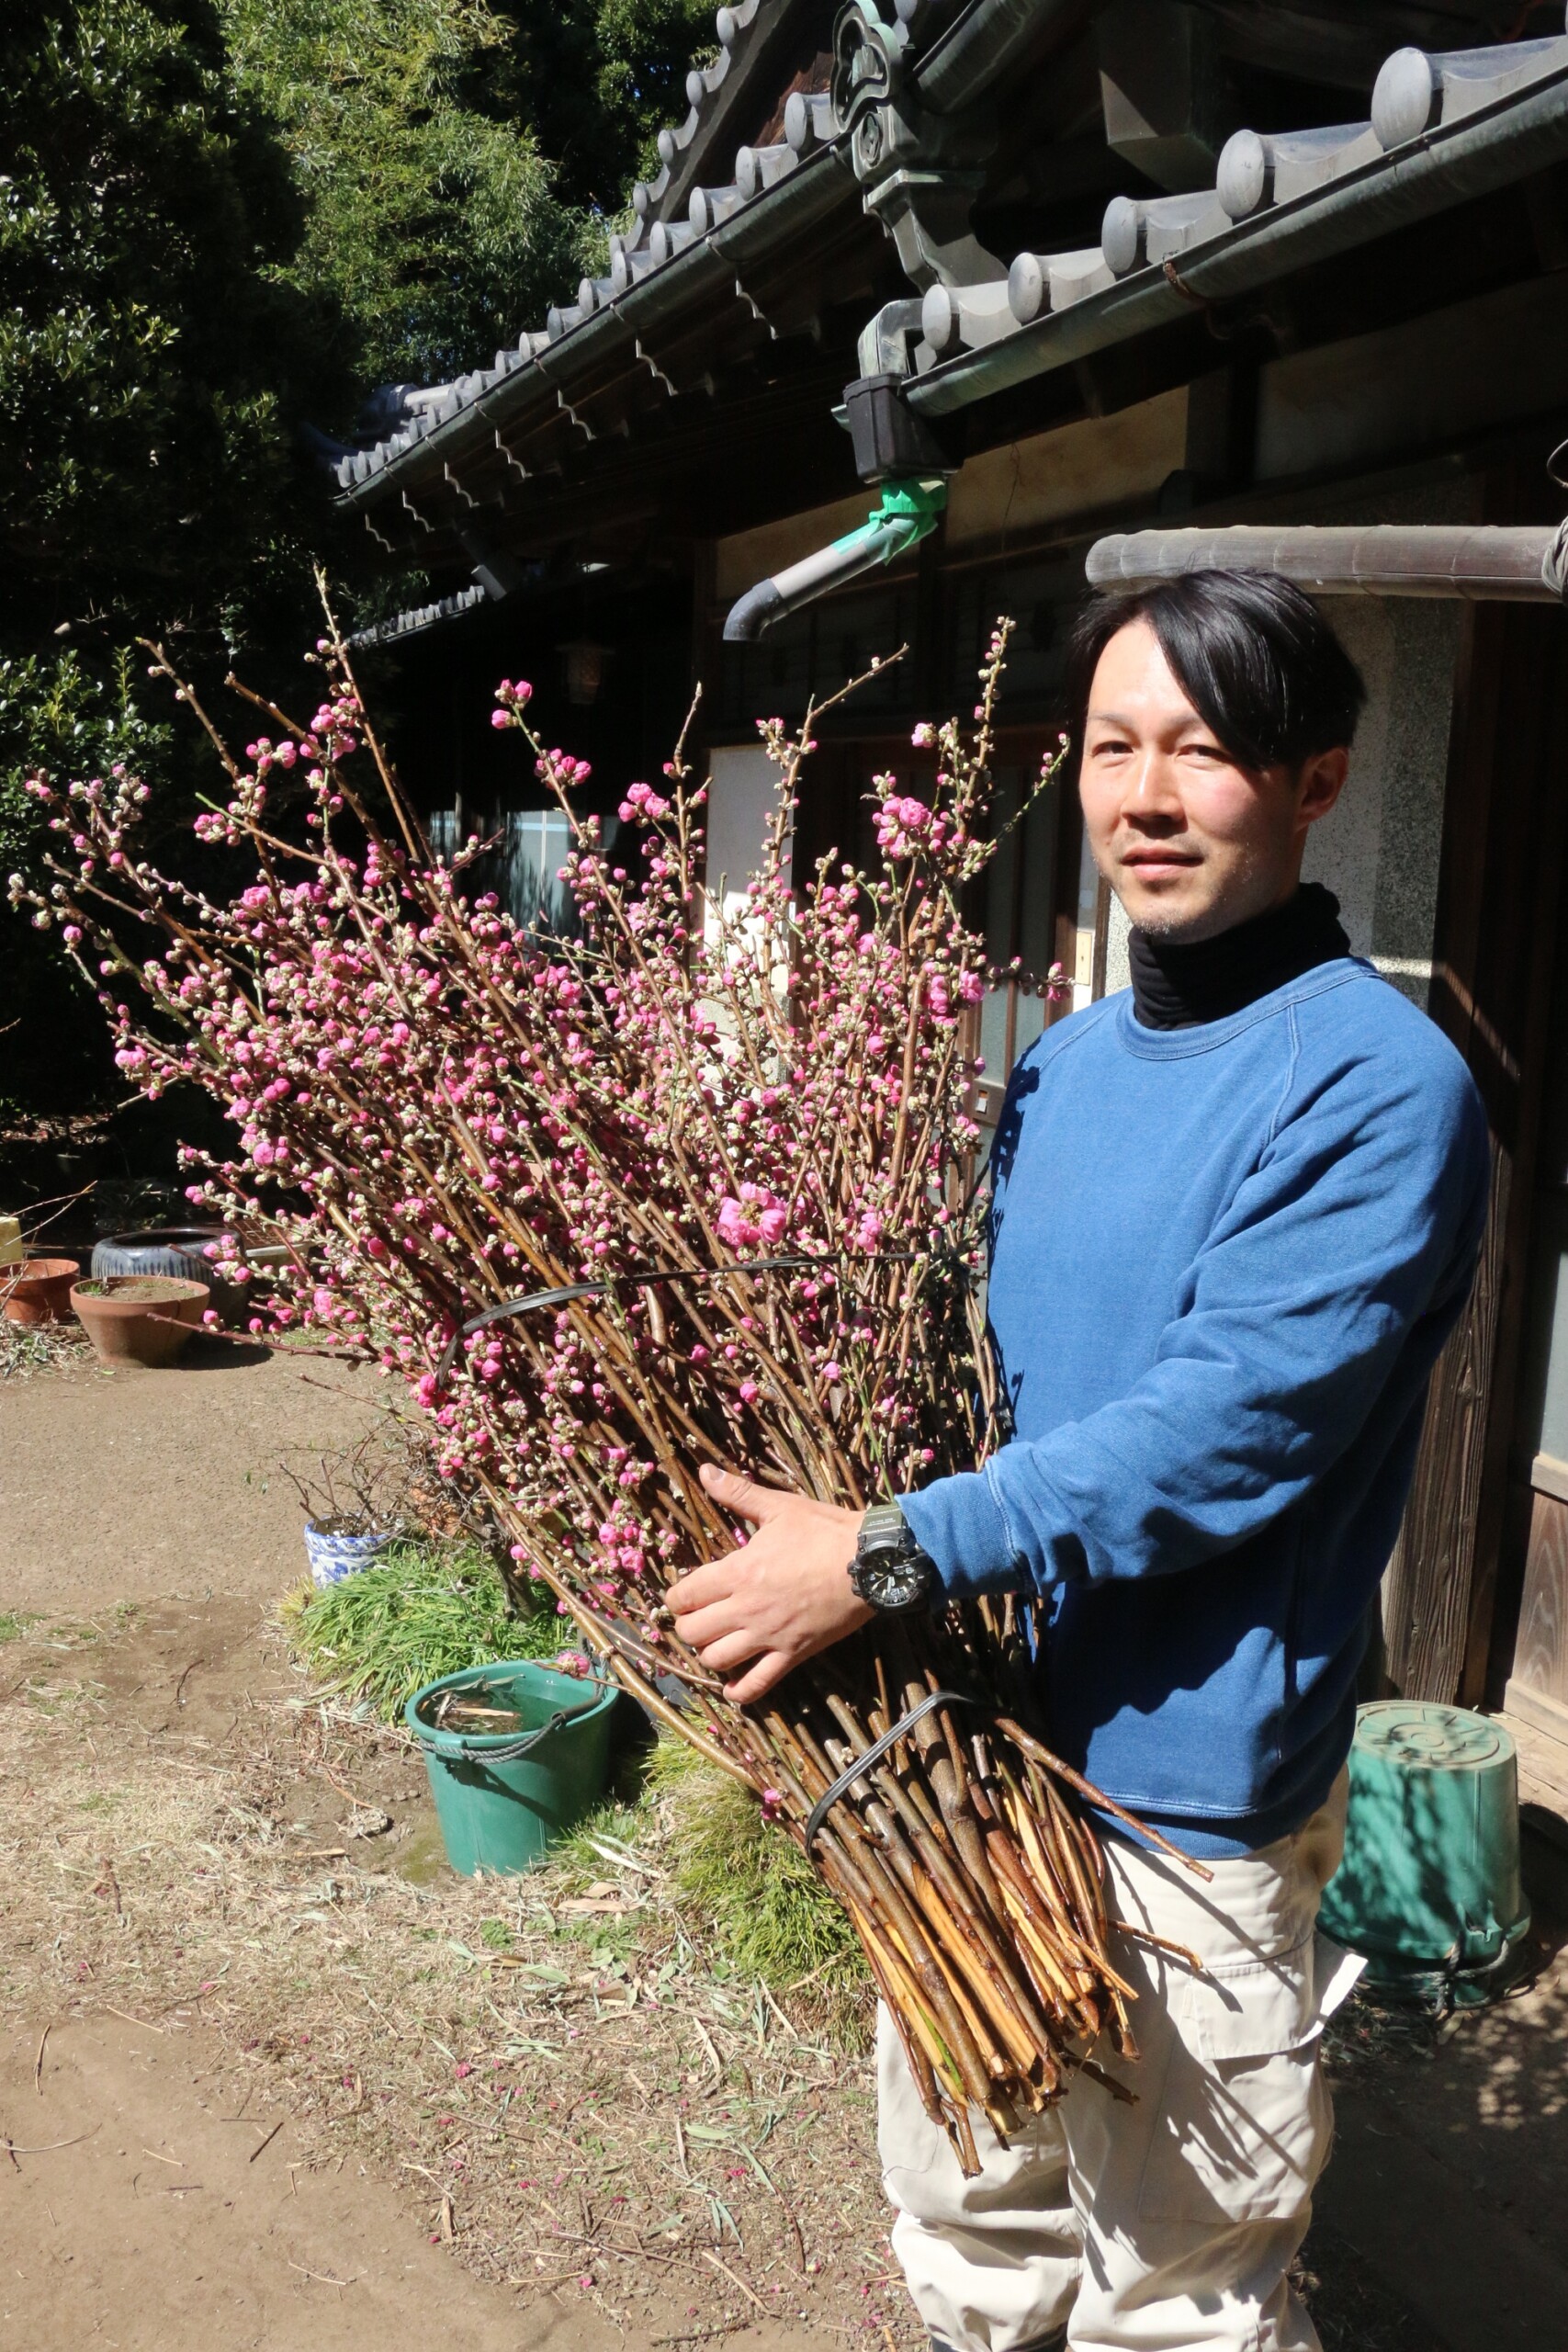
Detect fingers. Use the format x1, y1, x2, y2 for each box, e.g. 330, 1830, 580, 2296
724, 1649, 794, 1705
700, 1462, 784, 1523
687, 1624, 771, 1674
669, 1597, 748, 1649
665, 1560, 741, 1616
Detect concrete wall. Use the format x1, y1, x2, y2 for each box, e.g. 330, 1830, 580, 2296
1101, 482, 1469, 1011
1257, 274, 1568, 488
1303, 594, 1461, 1009
705, 741, 784, 922
945, 390, 1188, 554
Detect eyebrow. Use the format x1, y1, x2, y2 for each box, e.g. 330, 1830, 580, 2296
1085, 708, 1207, 730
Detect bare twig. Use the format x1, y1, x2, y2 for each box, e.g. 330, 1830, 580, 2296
2, 2127, 101, 2158
701, 2248, 769, 2314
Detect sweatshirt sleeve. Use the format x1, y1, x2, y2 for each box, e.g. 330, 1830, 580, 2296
899, 1041, 1490, 1600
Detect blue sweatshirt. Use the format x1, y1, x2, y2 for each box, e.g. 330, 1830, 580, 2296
901, 960, 1490, 1857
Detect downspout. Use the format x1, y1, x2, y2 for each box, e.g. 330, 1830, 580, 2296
722, 478, 948, 642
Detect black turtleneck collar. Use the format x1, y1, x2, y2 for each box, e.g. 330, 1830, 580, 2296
1128, 882, 1351, 1031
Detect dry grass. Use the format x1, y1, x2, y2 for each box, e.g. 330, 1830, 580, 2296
0, 1315, 92, 1381
0, 1609, 913, 2346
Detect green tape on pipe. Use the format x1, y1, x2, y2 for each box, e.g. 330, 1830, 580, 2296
826, 475, 949, 560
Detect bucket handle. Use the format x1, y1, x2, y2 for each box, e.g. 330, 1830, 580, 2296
415, 1684, 611, 1762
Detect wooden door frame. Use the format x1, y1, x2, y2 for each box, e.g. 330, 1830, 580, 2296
1382, 448, 1568, 1705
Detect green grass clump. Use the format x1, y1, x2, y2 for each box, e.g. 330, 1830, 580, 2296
651, 1738, 872, 2034
287, 1538, 563, 1718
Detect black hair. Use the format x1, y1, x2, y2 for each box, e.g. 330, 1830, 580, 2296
1065, 569, 1366, 773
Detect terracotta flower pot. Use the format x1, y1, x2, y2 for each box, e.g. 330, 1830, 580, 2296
92, 1225, 241, 1323
4, 1257, 82, 1326
71, 1275, 209, 1367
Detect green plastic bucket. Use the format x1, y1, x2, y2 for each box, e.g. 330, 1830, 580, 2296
1318, 1701, 1531, 2009
405, 1658, 619, 1877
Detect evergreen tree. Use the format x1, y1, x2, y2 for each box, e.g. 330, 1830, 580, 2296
494, 0, 716, 218
0, 0, 321, 645
220, 0, 592, 390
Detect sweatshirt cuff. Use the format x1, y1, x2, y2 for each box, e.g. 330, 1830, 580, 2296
899, 1467, 1024, 1600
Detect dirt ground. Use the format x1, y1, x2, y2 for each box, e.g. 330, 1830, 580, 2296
0, 1340, 891, 2352
5, 1340, 1568, 2352
0, 1335, 383, 1611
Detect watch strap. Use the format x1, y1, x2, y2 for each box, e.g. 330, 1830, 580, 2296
859, 1500, 911, 1553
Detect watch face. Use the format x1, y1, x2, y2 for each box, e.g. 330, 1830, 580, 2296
857, 1544, 931, 1611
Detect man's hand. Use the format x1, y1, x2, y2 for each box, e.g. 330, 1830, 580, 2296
666, 1464, 872, 1704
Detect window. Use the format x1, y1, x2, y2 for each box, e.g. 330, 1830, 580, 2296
503, 808, 577, 936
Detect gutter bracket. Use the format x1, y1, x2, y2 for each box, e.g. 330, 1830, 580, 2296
734, 274, 781, 336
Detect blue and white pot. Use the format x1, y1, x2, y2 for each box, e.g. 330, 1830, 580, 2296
304, 1521, 390, 1589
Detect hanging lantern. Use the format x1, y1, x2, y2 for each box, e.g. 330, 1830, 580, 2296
558, 639, 610, 707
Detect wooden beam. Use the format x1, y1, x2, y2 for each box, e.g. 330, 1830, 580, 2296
1086, 522, 1562, 600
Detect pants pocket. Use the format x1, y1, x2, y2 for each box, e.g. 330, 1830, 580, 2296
1134, 1934, 1337, 2226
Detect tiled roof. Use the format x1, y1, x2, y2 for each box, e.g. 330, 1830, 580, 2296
333, 5, 1568, 561
331, 0, 841, 497
918, 29, 1568, 373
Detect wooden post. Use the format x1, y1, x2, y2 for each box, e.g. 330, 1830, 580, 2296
1382, 475, 1568, 1704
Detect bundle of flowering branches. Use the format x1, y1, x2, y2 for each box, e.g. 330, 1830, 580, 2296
10, 608, 1191, 2168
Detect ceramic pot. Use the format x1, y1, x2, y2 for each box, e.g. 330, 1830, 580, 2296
303, 1520, 391, 1589
71, 1275, 209, 1367
3, 1257, 81, 1326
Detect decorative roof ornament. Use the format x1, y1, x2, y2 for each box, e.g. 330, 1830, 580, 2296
829, 0, 998, 289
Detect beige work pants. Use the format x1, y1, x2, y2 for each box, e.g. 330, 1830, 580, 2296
876, 1776, 1359, 2352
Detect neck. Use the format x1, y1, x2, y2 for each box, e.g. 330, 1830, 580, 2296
1128, 882, 1350, 1031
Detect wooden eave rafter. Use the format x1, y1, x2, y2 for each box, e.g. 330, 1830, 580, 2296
340, 143, 866, 513
394, 345, 860, 565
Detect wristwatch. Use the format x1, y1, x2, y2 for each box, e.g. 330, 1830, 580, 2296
850, 1501, 938, 1613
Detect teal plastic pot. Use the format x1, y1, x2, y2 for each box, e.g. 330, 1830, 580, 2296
405, 1658, 619, 1877
1318, 1701, 1530, 2007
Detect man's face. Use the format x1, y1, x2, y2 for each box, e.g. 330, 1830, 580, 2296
1078, 619, 1348, 943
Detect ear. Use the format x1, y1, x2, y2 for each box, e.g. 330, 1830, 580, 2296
1295, 745, 1349, 831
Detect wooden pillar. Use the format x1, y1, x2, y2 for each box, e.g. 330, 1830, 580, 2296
1383, 466, 1568, 1703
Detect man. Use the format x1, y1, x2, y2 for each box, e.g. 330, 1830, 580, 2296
668, 571, 1489, 2351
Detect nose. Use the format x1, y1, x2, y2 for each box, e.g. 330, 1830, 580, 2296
1120, 746, 1186, 829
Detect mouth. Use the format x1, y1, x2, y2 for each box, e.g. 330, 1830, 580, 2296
1121, 851, 1201, 881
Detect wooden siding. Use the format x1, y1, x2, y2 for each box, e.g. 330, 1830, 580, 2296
1382, 456, 1568, 1704
1505, 1485, 1568, 1746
